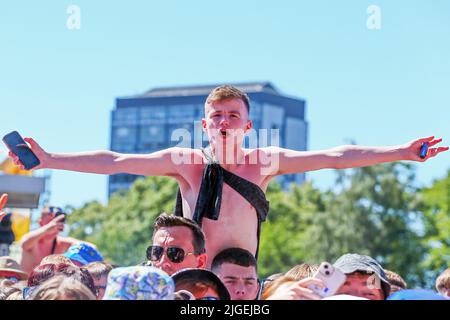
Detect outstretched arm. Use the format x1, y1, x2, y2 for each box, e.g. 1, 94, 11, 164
271, 136, 448, 175
9, 137, 192, 178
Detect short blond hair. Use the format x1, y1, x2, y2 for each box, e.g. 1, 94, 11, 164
206, 85, 250, 113
435, 268, 450, 294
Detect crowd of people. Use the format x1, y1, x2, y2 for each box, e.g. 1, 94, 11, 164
1, 85, 448, 300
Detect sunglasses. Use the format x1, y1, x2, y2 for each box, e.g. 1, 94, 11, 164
146, 245, 195, 263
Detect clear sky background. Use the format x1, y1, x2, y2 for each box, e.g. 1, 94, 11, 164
1, 0, 449, 210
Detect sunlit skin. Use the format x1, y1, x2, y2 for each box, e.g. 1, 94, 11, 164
336, 273, 385, 300
213, 263, 259, 300
151, 226, 207, 276
8, 94, 449, 268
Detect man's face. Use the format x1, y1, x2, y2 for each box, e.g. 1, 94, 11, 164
214, 263, 259, 300
336, 272, 385, 300
151, 226, 205, 276
202, 98, 252, 149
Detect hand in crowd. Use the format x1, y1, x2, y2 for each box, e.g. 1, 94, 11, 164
43, 214, 66, 236
0, 193, 8, 222
8, 137, 47, 170
266, 277, 326, 300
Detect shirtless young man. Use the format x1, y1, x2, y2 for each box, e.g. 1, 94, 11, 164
8, 85, 448, 268
19, 206, 94, 274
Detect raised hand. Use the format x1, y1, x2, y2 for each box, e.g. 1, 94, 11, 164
403, 136, 448, 162
8, 137, 48, 170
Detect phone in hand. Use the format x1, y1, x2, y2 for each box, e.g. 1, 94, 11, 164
309, 262, 347, 298
2, 131, 40, 170
54, 211, 66, 223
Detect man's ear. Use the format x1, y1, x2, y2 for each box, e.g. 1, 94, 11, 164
197, 253, 208, 269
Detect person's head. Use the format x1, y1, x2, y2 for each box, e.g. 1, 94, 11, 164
211, 247, 259, 300
150, 213, 207, 275
285, 263, 319, 281
84, 261, 113, 300
103, 266, 175, 300
0, 256, 28, 287
63, 243, 104, 267
435, 268, 450, 297
202, 85, 252, 150
29, 275, 96, 300
333, 253, 390, 300
27, 263, 96, 297
172, 268, 230, 300
39, 206, 65, 226
384, 269, 407, 294
39, 254, 77, 267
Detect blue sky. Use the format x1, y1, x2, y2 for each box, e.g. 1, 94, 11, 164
1, 1, 449, 210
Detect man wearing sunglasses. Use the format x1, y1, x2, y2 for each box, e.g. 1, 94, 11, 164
19, 206, 95, 274
147, 213, 207, 276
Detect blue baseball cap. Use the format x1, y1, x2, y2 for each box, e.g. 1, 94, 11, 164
387, 289, 449, 300
63, 243, 104, 266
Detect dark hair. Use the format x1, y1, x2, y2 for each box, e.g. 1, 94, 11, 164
27, 263, 96, 296
153, 213, 205, 255
211, 247, 257, 273
206, 85, 250, 113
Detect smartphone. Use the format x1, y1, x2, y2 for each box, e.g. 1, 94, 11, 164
420, 142, 428, 159
2, 131, 40, 170
309, 262, 347, 298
